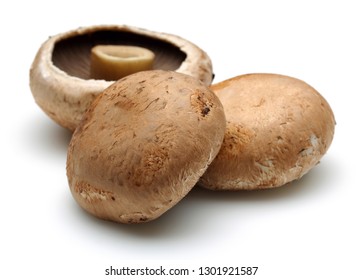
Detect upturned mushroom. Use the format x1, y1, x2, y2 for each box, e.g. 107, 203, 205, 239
29, 25, 213, 131
199, 73, 335, 190
66, 70, 226, 223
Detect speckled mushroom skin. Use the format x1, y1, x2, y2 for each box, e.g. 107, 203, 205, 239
29, 25, 214, 131
66, 70, 226, 223
200, 73, 335, 190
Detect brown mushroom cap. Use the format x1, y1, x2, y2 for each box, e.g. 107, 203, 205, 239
66, 70, 226, 223
29, 25, 213, 131
199, 73, 335, 190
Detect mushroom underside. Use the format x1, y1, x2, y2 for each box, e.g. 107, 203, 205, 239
52, 30, 187, 80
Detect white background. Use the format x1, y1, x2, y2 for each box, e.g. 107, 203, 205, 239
1, 0, 362, 279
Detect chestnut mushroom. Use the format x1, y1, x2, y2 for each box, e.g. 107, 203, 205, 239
199, 73, 335, 190
66, 70, 226, 223
29, 25, 213, 131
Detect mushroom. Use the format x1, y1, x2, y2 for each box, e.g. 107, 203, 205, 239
29, 25, 213, 131
199, 73, 335, 190
66, 70, 226, 223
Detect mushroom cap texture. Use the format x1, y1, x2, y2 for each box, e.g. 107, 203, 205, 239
66, 70, 226, 223
199, 73, 336, 190
29, 25, 213, 131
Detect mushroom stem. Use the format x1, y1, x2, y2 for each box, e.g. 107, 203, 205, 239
90, 45, 155, 80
